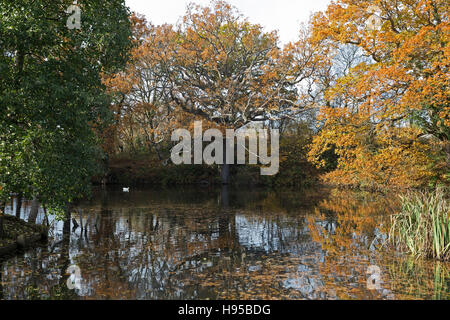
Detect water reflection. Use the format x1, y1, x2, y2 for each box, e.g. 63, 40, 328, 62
0, 186, 448, 300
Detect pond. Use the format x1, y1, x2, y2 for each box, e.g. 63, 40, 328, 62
0, 186, 448, 300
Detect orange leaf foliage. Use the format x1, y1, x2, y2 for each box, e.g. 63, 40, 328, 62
308, 0, 449, 189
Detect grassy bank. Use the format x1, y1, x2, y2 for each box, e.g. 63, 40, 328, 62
389, 188, 450, 261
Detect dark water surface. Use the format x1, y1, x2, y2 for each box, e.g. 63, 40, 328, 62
1, 186, 448, 300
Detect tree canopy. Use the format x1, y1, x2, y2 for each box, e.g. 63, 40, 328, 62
0, 0, 132, 213
308, 0, 449, 189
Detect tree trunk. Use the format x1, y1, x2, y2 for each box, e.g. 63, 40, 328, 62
221, 137, 230, 184
15, 193, 22, 218
221, 163, 230, 185
63, 203, 72, 237
28, 196, 40, 224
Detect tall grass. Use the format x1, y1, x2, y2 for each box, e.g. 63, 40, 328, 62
389, 188, 450, 261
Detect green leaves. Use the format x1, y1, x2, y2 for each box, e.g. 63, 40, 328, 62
0, 0, 132, 213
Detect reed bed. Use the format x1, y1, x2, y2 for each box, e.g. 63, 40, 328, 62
389, 188, 450, 261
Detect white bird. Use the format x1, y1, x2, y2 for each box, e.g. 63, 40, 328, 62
123, 187, 130, 193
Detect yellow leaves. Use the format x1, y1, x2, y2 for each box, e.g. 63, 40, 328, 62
308, 188, 397, 260
310, 95, 437, 188
311, 122, 436, 189
307, 0, 449, 189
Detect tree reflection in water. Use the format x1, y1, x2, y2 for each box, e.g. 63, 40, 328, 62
0, 186, 448, 300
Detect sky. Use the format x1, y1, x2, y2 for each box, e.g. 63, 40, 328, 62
125, 0, 332, 44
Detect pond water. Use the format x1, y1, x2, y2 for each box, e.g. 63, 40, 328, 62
0, 186, 448, 300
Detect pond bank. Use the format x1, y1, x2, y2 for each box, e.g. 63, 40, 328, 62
0, 215, 48, 259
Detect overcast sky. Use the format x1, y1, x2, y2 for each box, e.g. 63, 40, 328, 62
125, 0, 331, 44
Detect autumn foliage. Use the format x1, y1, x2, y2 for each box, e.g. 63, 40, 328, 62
307, 0, 449, 189
103, 0, 449, 189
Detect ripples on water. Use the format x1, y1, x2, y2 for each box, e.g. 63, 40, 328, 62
0, 186, 448, 300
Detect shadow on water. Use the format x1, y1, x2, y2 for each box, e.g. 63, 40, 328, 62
0, 186, 448, 300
